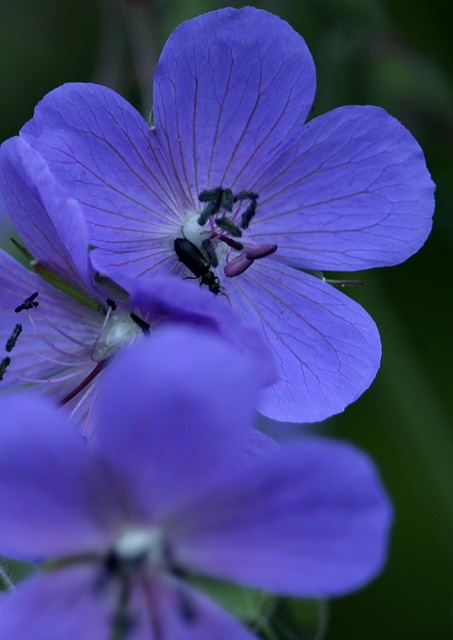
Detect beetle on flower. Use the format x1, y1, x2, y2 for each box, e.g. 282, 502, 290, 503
5, 7, 435, 422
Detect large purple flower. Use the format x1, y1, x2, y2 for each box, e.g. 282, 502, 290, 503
0, 326, 391, 639
0, 138, 273, 434
10, 7, 434, 422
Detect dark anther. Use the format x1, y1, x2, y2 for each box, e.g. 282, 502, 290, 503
0, 357, 11, 381
198, 187, 224, 203
106, 299, 117, 310
178, 589, 198, 624
218, 235, 244, 251
5, 324, 22, 353
245, 244, 278, 260
233, 190, 259, 202
200, 238, 218, 268
14, 291, 39, 313
215, 217, 242, 238
240, 199, 257, 230
130, 313, 151, 336
197, 187, 223, 225
220, 188, 234, 212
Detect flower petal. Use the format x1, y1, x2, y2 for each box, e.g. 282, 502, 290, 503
141, 578, 260, 640
20, 82, 182, 275
0, 137, 96, 296
0, 250, 102, 404
129, 274, 276, 387
225, 259, 380, 422
91, 326, 261, 522
251, 106, 434, 269
0, 566, 117, 640
153, 6, 315, 194
172, 438, 392, 597
0, 394, 116, 559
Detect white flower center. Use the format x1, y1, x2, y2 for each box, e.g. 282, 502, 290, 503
115, 527, 164, 566
94, 310, 142, 361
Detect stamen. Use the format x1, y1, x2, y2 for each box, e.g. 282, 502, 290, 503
106, 298, 117, 310
224, 254, 254, 278
130, 313, 151, 336
198, 187, 224, 203
240, 199, 257, 230
215, 217, 242, 237
0, 357, 11, 381
200, 238, 218, 268
218, 235, 244, 251
233, 190, 259, 201
8, 369, 84, 385
5, 324, 22, 352
69, 382, 97, 420
89, 306, 113, 359
15, 291, 39, 313
220, 188, 234, 212
245, 244, 278, 260
198, 188, 223, 225
59, 360, 108, 406
26, 312, 90, 360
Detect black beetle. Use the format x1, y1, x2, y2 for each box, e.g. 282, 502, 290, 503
174, 238, 221, 295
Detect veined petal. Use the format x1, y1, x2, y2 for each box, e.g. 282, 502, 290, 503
0, 137, 95, 296
20, 83, 182, 270
0, 567, 117, 640
0, 395, 117, 559
129, 274, 276, 388
91, 326, 261, 522
251, 106, 434, 270
172, 438, 392, 597
0, 250, 102, 401
153, 6, 315, 195
224, 259, 381, 422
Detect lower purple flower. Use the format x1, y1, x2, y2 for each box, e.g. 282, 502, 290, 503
0, 326, 392, 639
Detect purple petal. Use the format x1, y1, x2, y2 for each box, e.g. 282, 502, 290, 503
172, 438, 392, 597
251, 106, 434, 270
225, 259, 381, 422
91, 326, 261, 522
153, 6, 315, 194
20, 82, 182, 275
0, 394, 117, 559
0, 566, 117, 639
129, 274, 276, 387
0, 250, 103, 405
0, 137, 96, 296
139, 577, 259, 640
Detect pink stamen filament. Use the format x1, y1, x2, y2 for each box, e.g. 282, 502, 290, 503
7, 368, 85, 385
59, 359, 109, 406
89, 305, 112, 359
31, 306, 96, 350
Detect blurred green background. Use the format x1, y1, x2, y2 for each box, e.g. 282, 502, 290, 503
1, 0, 452, 638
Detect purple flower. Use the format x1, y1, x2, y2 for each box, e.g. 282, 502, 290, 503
0, 326, 391, 639
5, 7, 434, 422
0, 139, 274, 434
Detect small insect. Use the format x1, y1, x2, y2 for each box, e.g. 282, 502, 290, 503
174, 238, 221, 295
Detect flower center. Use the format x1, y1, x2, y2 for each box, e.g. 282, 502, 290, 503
177, 187, 277, 291
1, 291, 149, 429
